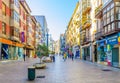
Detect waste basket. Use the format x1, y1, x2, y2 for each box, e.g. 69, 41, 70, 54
28, 66, 35, 80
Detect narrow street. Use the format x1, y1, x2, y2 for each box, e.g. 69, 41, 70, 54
0, 56, 120, 83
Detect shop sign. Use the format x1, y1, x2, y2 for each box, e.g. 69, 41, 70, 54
107, 34, 118, 45
118, 37, 120, 44
97, 39, 106, 46
21, 32, 25, 42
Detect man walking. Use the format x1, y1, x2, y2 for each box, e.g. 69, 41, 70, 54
71, 52, 74, 61
23, 52, 26, 61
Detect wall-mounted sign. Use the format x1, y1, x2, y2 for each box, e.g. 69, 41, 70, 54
21, 32, 25, 42
107, 34, 118, 45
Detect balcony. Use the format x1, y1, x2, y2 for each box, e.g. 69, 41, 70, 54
82, 2, 91, 14
0, 34, 9, 39
81, 36, 91, 45
10, 19, 20, 28
83, 20, 91, 29
103, 27, 120, 36
95, 4, 103, 18
95, 31, 103, 39
10, 36, 20, 42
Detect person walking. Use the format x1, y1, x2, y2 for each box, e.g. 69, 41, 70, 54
63, 52, 67, 61
23, 52, 26, 61
71, 52, 74, 61
52, 55, 55, 62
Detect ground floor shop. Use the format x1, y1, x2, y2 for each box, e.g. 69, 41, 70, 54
81, 43, 92, 61
0, 38, 24, 60
26, 45, 35, 58
97, 33, 120, 67
72, 45, 80, 58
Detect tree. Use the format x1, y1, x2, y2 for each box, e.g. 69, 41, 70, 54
36, 44, 49, 63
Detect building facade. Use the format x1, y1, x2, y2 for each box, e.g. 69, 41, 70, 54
34, 16, 49, 46
95, 0, 120, 67
66, 2, 80, 57
0, 0, 11, 60
80, 0, 96, 61
0, 0, 41, 60
60, 34, 66, 54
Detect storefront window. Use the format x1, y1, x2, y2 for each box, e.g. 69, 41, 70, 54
98, 46, 107, 62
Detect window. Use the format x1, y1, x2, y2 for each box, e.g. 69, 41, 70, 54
116, 22, 120, 28
14, 28, 19, 37
111, 22, 115, 30
115, 2, 120, 6
11, 28, 14, 36
108, 24, 111, 32
104, 26, 107, 33
12, 11, 19, 23
111, 3, 114, 8
103, 14, 107, 26
2, 22, 6, 34
14, 0, 19, 8
2, 3, 6, 16
115, 7, 120, 20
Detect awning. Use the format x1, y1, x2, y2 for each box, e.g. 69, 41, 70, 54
25, 45, 35, 50
0, 38, 24, 47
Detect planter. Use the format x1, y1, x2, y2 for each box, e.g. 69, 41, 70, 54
42, 57, 52, 63
33, 63, 46, 69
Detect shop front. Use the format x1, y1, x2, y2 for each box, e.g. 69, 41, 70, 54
106, 33, 120, 67
82, 44, 92, 61
97, 33, 120, 67
97, 39, 107, 65
0, 38, 24, 60
26, 45, 35, 58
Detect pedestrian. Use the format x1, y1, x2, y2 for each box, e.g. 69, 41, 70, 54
53, 55, 55, 62
23, 53, 26, 61
63, 52, 67, 61
71, 52, 74, 61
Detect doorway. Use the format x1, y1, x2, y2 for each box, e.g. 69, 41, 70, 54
112, 48, 119, 67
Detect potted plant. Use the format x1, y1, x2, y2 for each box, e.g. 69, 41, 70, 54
34, 44, 49, 69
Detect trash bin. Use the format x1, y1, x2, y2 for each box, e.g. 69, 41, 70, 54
28, 66, 35, 80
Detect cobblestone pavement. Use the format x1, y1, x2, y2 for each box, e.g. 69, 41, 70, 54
0, 56, 120, 83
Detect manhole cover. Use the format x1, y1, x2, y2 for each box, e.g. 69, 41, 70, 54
36, 76, 45, 78
102, 69, 112, 71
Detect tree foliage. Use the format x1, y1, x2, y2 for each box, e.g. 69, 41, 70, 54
36, 44, 49, 58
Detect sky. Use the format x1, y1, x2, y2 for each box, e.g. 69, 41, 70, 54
26, 0, 78, 41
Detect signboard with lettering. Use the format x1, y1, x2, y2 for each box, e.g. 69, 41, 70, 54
21, 32, 25, 42
107, 34, 118, 45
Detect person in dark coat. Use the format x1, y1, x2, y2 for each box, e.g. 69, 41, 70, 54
52, 55, 55, 62
23, 53, 26, 61
71, 52, 74, 61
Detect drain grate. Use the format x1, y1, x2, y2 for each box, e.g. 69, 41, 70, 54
36, 76, 45, 78
102, 69, 112, 71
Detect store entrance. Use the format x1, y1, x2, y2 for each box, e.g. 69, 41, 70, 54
112, 48, 119, 67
